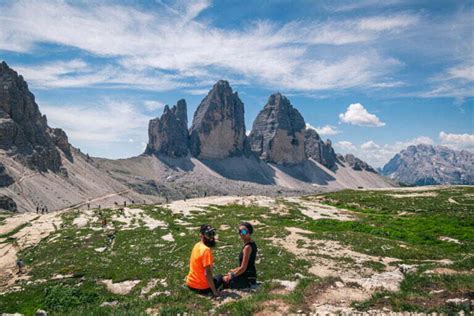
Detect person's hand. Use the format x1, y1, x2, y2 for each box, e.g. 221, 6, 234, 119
223, 274, 231, 283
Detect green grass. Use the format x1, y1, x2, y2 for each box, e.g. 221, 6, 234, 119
0, 187, 473, 314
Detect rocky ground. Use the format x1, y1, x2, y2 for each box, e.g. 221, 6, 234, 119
0, 186, 472, 315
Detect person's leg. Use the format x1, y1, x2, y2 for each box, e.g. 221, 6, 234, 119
213, 274, 224, 290
188, 286, 212, 295
229, 275, 251, 289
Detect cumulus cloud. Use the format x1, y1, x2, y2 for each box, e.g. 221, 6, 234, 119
306, 123, 341, 136
339, 103, 385, 127
360, 140, 380, 150
439, 131, 474, 150
335, 141, 357, 151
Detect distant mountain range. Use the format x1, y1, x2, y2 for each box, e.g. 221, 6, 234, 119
382, 144, 474, 185
0, 61, 393, 211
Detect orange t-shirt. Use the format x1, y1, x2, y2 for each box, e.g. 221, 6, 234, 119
186, 241, 214, 289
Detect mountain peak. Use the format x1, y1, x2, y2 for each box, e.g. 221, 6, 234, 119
189, 81, 247, 159
249, 93, 306, 164
382, 144, 473, 185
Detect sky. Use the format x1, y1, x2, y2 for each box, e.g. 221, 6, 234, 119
0, 0, 473, 167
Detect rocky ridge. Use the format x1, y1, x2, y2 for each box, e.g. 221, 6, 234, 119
382, 144, 474, 185
0, 61, 69, 172
145, 99, 189, 157
304, 128, 338, 170
146, 82, 375, 172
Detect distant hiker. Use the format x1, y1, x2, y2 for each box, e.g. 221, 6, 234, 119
45, 206, 48, 213
124, 201, 126, 207
165, 196, 169, 203
36, 206, 39, 214
16, 258, 25, 274
223, 222, 258, 289
98, 204, 101, 209
186, 224, 222, 297
41, 207, 44, 214
101, 217, 107, 228
204, 191, 207, 197
87, 203, 90, 210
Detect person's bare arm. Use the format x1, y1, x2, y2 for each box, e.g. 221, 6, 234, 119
204, 265, 219, 296
228, 245, 251, 277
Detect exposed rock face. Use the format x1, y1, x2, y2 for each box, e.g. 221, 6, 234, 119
50, 128, 73, 162
343, 154, 377, 173
304, 128, 338, 169
0, 195, 16, 211
189, 81, 246, 159
249, 93, 306, 164
0, 162, 14, 187
0, 61, 65, 171
382, 144, 474, 185
145, 99, 189, 157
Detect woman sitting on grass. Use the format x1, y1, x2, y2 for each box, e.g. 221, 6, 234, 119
223, 222, 258, 289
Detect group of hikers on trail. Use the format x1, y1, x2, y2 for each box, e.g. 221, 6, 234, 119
186, 222, 258, 297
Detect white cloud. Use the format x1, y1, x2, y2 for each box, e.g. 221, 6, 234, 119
439, 131, 474, 150
335, 136, 434, 168
357, 14, 419, 31
306, 123, 341, 136
446, 62, 474, 81
335, 141, 357, 151
339, 103, 385, 127
361, 140, 380, 150
12, 59, 187, 91
0, 1, 413, 92
41, 98, 153, 158
144, 100, 166, 111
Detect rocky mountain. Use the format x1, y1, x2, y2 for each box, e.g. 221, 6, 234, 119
0, 62, 393, 211
249, 93, 306, 164
339, 154, 377, 173
0, 61, 159, 211
382, 144, 474, 185
304, 128, 338, 170
0, 61, 69, 172
189, 80, 247, 159
145, 99, 189, 157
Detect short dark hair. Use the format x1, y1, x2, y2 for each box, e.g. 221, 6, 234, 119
239, 222, 254, 234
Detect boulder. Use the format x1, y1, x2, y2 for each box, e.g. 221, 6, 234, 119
0, 195, 17, 211
0, 162, 14, 187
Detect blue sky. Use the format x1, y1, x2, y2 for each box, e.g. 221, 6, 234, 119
0, 0, 472, 167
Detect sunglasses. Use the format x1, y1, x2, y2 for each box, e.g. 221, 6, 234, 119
239, 229, 249, 235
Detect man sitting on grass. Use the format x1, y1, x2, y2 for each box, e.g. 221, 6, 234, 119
186, 224, 223, 297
